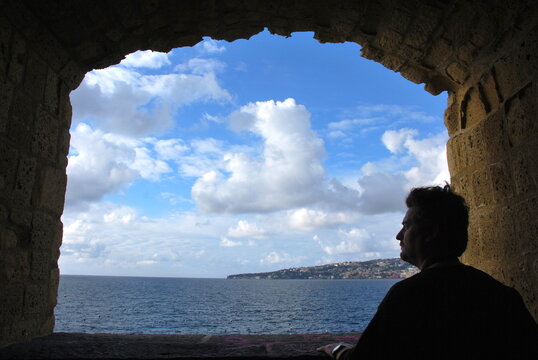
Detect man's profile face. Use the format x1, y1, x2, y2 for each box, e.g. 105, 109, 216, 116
396, 207, 425, 267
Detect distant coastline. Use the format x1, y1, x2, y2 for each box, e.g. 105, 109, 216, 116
227, 258, 419, 280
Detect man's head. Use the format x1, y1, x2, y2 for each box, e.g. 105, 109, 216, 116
396, 185, 469, 268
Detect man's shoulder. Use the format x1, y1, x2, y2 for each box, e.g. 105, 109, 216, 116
388, 264, 511, 294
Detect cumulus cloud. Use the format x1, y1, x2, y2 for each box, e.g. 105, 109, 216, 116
120, 50, 171, 69
66, 124, 138, 210
356, 172, 407, 214
103, 206, 137, 225
288, 208, 353, 231
219, 237, 243, 247
260, 251, 293, 265
177, 139, 228, 177
400, 132, 450, 187
66, 123, 172, 210
62, 217, 109, 261
355, 128, 449, 215
314, 228, 371, 255
131, 146, 172, 181
381, 128, 449, 187
381, 128, 418, 154
71, 52, 231, 137
227, 220, 267, 239
313, 226, 401, 261
191, 98, 360, 214
197, 38, 226, 54
61, 42, 450, 277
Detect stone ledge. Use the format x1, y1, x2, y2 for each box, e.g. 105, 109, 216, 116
0, 332, 360, 359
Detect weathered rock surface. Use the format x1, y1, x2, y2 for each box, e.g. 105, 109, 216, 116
0, 332, 359, 359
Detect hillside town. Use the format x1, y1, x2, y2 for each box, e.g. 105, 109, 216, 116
227, 258, 419, 280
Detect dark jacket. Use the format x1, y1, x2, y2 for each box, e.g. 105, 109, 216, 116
340, 265, 537, 359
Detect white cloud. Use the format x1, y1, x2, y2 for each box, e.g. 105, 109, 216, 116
381, 128, 418, 154
327, 130, 346, 139
261, 251, 293, 265
175, 58, 226, 75
219, 237, 243, 247
61, 202, 301, 277
356, 172, 408, 214
63, 218, 93, 245
120, 50, 171, 69
401, 132, 450, 187
326, 104, 441, 142
83, 66, 139, 95
176, 139, 228, 177
65, 123, 173, 210
66, 123, 139, 210
103, 206, 137, 225
191, 138, 225, 154
71, 62, 231, 137
61, 203, 223, 274
153, 138, 189, 161
160, 192, 193, 206
288, 208, 353, 231
328, 117, 379, 131
60, 197, 404, 277
227, 220, 267, 238
355, 104, 438, 123
61, 37, 452, 278
355, 128, 449, 215
201, 112, 223, 124
380, 128, 449, 188
192, 98, 360, 214
197, 38, 226, 54
315, 228, 371, 255
137, 260, 158, 265
131, 147, 172, 181
62, 216, 108, 262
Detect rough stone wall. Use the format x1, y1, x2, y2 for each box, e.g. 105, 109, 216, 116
1, 0, 537, 347
446, 20, 538, 318
0, 2, 76, 346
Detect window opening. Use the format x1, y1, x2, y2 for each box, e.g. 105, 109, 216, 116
56, 30, 448, 335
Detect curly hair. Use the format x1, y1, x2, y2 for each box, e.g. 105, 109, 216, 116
405, 184, 469, 258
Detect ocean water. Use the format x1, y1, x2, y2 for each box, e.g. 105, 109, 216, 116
54, 275, 399, 334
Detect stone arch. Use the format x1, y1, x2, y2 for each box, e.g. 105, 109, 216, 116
1, 0, 537, 346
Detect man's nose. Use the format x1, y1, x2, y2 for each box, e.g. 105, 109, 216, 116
396, 229, 403, 240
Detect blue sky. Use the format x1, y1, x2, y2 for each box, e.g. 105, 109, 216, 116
60, 30, 449, 278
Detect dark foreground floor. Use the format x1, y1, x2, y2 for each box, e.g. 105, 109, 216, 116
0, 333, 360, 359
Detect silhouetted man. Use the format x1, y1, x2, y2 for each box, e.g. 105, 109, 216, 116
318, 185, 537, 359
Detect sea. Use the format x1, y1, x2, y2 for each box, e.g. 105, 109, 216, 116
54, 275, 400, 334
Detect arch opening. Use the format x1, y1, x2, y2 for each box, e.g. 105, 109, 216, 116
56, 31, 448, 334
0, 0, 537, 347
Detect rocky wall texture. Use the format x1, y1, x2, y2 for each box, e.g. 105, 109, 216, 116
1, 0, 536, 347
0, 3, 74, 346
447, 24, 538, 319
